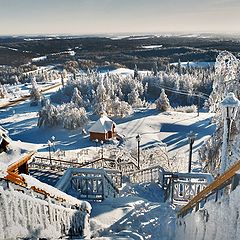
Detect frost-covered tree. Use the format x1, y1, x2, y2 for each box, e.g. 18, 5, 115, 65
0, 84, 8, 98
38, 101, 88, 130
199, 51, 240, 175
177, 59, 182, 75
128, 88, 142, 107
38, 99, 59, 127
155, 89, 171, 111
71, 87, 84, 107
61, 103, 88, 130
94, 77, 109, 115
30, 77, 42, 106
111, 97, 132, 117
134, 64, 138, 79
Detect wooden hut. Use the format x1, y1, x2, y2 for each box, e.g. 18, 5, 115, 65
89, 115, 117, 141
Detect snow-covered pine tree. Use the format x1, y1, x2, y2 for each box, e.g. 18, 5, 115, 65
30, 77, 42, 106
155, 89, 171, 111
177, 59, 182, 75
94, 77, 108, 115
61, 103, 88, 130
0, 84, 8, 98
127, 87, 142, 107
134, 64, 138, 79
71, 87, 84, 107
38, 99, 59, 127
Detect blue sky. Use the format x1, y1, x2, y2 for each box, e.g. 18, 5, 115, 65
0, 0, 240, 35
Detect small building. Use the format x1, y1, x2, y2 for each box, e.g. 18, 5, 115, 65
0, 125, 35, 177
89, 115, 117, 141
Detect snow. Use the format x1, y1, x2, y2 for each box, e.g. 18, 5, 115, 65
0, 67, 219, 239
90, 182, 176, 239
89, 115, 116, 133
107, 67, 150, 76
141, 45, 163, 49
0, 46, 18, 51
176, 184, 240, 240
22, 173, 91, 211
117, 110, 215, 172
0, 184, 90, 239
32, 56, 47, 62
170, 61, 214, 69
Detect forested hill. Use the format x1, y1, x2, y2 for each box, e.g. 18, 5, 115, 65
0, 34, 239, 68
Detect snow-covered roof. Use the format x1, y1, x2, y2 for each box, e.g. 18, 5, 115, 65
89, 115, 116, 133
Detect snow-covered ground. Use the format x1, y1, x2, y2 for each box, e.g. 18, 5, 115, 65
141, 45, 163, 49
0, 96, 215, 173
170, 61, 214, 69
0, 69, 217, 239
90, 182, 176, 239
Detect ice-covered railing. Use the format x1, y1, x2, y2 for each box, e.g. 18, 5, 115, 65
56, 168, 119, 201
127, 165, 165, 184
165, 172, 213, 205
0, 177, 91, 239
178, 159, 240, 218
126, 165, 213, 204
31, 155, 138, 174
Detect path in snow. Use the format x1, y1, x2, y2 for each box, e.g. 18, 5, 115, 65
90, 183, 176, 240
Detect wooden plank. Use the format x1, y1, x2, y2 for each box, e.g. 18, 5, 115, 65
178, 159, 240, 217
7, 151, 36, 173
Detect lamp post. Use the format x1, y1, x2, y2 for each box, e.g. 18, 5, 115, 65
47, 140, 52, 165
100, 140, 104, 159
136, 134, 141, 169
51, 136, 55, 152
220, 92, 240, 174
187, 131, 196, 173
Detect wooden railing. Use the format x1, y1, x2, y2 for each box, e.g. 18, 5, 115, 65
31, 155, 138, 174
165, 172, 213, 205
178, 159, 240, 217
127, 165, 165, 184
56, 168, 119, 201
31, 156, 87, 170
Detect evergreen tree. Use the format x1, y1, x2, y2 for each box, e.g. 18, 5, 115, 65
177, 59, 182, 75
153, 62, 158, 76
134, 64, 138, 79
155, 89, 171, 111
30, 77, 42, 106
71, 87, 84, 107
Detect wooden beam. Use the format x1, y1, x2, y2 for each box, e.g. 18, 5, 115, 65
178, 159, 240, 217
7, 151, 36, 173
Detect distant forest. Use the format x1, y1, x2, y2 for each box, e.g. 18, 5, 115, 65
0, 35, 239, 68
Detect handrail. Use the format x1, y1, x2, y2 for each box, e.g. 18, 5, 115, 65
33, 155, 139, 173
127, 165, 164, 185
178, 159, 240, 217
56, 168, 119, 200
